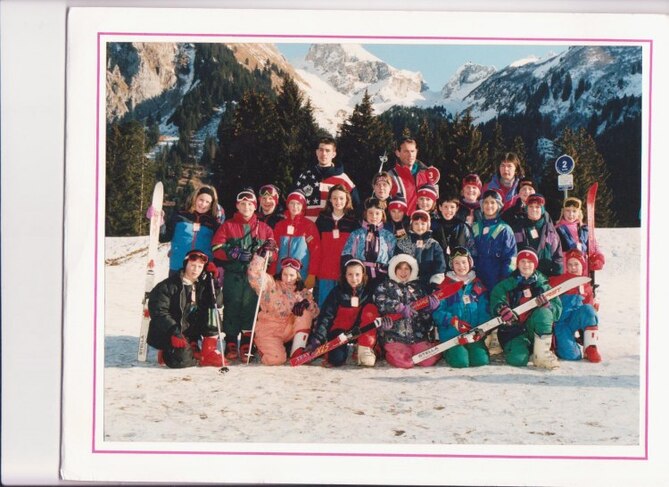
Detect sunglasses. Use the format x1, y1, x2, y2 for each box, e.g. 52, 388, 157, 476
186, 252, 208, 263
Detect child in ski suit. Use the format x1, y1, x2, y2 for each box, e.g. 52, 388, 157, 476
394, 209, 447, 288
514, 194, 564, 277
490, 247, 563, 369
247, 253, 319, 365
501, 177, 536, 232
315, 184, 360, 307
211, 189, 275, 362
155, 185, 223, 277
555, 196, 605, 273
305, 259, 379, 367
415, 183, 439, 220
433, 247, 491, 368
256, 183, 286, 229
372, 254, 441, 368
432, 191, 474, 258
456, 173, 483, 226
548, 249, 602, 362
471, 189, 518, 292
147, 250, 224, 368
341, 197, 397, 283
270, 190, 321, 289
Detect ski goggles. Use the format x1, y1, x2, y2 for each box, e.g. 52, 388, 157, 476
259, 184, 279, 197
236, 190, 257, 203
410, 210, 430, 222
450, 246, 471, 259
185, 250, 209, 264
281, 257, 302, 271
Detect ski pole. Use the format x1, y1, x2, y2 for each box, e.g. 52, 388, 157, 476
209, 273, 229, 374
246, 251, 271, 364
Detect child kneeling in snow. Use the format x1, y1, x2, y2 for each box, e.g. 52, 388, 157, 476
304, 259, 379, 367
433, 247, 491, 368
490, 247, 563, 369
247, 249, 319, 365
548, 249, 602, 363
372, 254, 441, 368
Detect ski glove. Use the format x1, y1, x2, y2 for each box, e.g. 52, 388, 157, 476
427, 294, 440, 311
205, 262, 219, 279
258, 238, 278, 258
449, 316, 472, 333
229, 246, 252, 262
291, 299, 310, 317
395, 303, 417, 320
170, 335, 189, 349
589, 251, 605, 271
379, 316, 394, 330
496, 304, 518, 323
304, 335, 321, 354
146, 206, 165, 225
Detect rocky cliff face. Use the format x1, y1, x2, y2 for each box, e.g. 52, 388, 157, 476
106, 42, 181, 121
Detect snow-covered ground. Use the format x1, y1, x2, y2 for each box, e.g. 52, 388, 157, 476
103, 228, 642, 448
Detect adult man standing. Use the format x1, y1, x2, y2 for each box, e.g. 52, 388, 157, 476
294, 137, 360, 221
387, 137, 440, 213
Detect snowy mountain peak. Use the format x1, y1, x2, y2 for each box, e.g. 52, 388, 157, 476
509, 55, 540, 68
440, 62, 496, 99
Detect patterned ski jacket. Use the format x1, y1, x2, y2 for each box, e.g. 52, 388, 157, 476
431, 215, 475, 257
211, 212, 274, 273
160, 210, 220, 271
315, 212, 360, 280
471, 216, 517, 292
394, 230, 447, 286
293, 163, 360, 220
270, 212, 321, 280
247, 254, 319, 325
514, 215, 564, 277
341, 222, 397, 279
482, 174, 520, 210
433, 272, 490, 342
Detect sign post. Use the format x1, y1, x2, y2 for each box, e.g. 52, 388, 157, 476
555, 154, 575, 200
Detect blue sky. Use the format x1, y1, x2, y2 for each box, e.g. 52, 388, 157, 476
277, 43, 567, 90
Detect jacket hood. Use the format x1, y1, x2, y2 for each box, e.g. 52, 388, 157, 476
388, 253, 419, 284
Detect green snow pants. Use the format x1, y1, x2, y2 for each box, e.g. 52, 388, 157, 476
444, 341, 490, 368
222, 269, 259, 342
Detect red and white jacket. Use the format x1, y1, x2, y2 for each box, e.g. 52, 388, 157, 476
388, 161, 440, 213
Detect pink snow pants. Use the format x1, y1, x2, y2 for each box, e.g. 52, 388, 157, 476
254, 311, 314, 365
383, 341, 440, 369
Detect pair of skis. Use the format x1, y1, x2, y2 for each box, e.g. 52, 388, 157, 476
411, 275, 591, 364
289, 279, 464, 366
586, 182, 599, 295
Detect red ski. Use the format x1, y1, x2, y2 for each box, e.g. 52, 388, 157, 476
586, 182, 598, 293
289, 280, 464, 366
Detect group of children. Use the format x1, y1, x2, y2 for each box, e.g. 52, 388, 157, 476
145, 138, 605, 371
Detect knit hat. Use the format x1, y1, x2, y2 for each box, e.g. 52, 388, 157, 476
183, 249, 209, 268
286, 189, 307, 206
516, 247, 539, 269
388, 194, 408, 212
565, 248, 587, 270
417, 183, 439, 202
449, 246, 474, 270
196, 186, 216, 199
563, 196, 582, 210
481, 189, 503, 207
236, 188, 257, 206
526, 193, 546, 207
462, 173, 483, 190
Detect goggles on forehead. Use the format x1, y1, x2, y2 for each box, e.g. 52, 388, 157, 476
450, 246, 470, 259
186, 251, 209, 263
281, 257, 302, 271
410, 211, 430, 222
237, 191, 256, 202
259, 185, 278, 197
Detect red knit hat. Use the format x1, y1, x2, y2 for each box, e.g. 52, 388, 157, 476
388, 194, 408, 212
417, 183, 438, 202
286, 190, 307, 207
462, 173, 482, 190
517, 247, 539, 268
565, 248, 587, 270
526, 194, 546, 207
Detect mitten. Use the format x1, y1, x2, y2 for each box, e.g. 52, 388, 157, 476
205, 262, 219, 279
427, 294, 440, 311
449, 316, 472, 333
145, 206, 165, 225
395, 303, 417, 320
304, 335, 321, 354
291, 299, 310, 317
258, 238, 278, 258
496, 304, 518, 323
589, 251, 605, 271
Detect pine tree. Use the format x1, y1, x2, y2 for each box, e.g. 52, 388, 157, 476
541, 127, 616, 226
106, 120, 155, 236
337, 91, 393, 201
489, 122, 507, 168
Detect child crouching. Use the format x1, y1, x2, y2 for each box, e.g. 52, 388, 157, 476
372, 254, 441, 368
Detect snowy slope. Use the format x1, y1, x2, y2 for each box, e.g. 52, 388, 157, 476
103, 228, 642, 448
